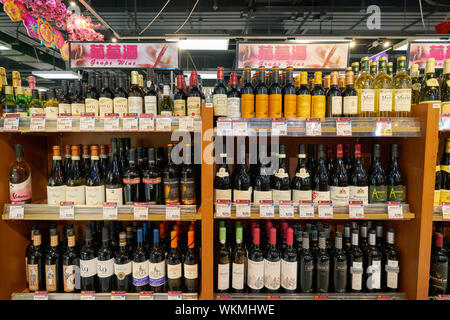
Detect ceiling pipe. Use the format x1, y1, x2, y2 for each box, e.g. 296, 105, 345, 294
78, 0, 122, 39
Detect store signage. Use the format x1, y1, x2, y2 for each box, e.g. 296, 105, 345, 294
69, 42, 178, 69
237, 42, 349, 69
408, 42, 450, 69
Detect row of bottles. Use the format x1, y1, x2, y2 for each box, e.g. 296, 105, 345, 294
429, 223, 449, 296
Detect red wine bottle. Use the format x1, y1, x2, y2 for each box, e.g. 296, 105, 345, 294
281, 228, 297, 293
97, 226, 114, 293
247, 227, 264, 293
264, 228, 281, 293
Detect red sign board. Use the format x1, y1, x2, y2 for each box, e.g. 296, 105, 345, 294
408, 42, 450, 69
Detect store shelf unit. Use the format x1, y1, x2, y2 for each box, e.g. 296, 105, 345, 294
11, 292, 198, 300
214, 292, 407, 300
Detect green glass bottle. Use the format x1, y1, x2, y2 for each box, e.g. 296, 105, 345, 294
410, 64, 420, 106
159, 85, 174, 116
3, 86, 16, 114
374, 57, 392, 117
15, 86, 29, 117
392, 56, 412, 117
419, 58, 441, 105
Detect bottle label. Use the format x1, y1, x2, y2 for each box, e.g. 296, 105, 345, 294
217, 263, 230, 290
330, 186, 350, 206
149, 260, 165, 286
28, 264, 39, 291
295, 168, 310, 179
387, 185, 406, 202
435, 189, 441, 206
369, 185, 387, 203
144, 95, 157, 114
128, 96, 143, 114
114, 261, 132, 280
47, 185, 66, 205
264, 259, 281, 290
9, 175, 32, 203
123, 177, 140, 184
164, 178, 180, 204
268, 94, 282, 118
97, 258, 114, 278
311, 95, 325, 118
351, 261, 363, 290
233, 189, 252, 201
394, 89, 411, 112
80, 258, 97, 278
29, 108, 44, 116
349, 186, 368, 204
366, 260, 381, 290
253, 190, 273, 203
227, 97, 241, 118
284, 94, 297, 118
378, 89, 393, 111
58, 103, 71, 115
63, 265, 78, 292
361, 89, 375, 112
167, 263, 182, 279
213, 93, 228, 116
106, 187, 123, 205
174, 100, 186, 116
71, 103, 85, 116
293, 189, 312, 202
247, 259, 264, 290
331, 96, 343, 116
44, 106, 59, 119
442, 165, 450, 173
216, 168, 229, 178
45, 264, 57, 291
184, 263, 198, 280
426, 79, 439, 87
215, 189, 232, 201
65, 185, 86, 205
274, 168, 289, 178
113, 97, 128, 117
442, 101, 450, 114
99, 97, 113, 117
187, 96, 201, 117
255, 94, 269, 118
386, 260, 399, 289
312, 190, 331, 204
132, 260, 149, 286
281, 259, 297, 290
241, 94, 255, 118
272, 189, 291, 203
181, 178, 196, 205
85, 98, 99, 116
232, 263, 245, 290
296, 94, 311, 117
143, 177, 162, 184
343, 96, 357, 115
85, 185, 105, 205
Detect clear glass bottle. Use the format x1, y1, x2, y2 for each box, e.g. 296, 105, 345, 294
374, 56, 392, 117
355, 57, 375, 117
393, 56, 412, 117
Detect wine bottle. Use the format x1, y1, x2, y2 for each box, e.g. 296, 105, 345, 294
112, 72, 128, 117
213, 66, 228, 121
419, 58, 441, 105
269, 67, 282, 118
241, 66, 255, 118
370, 61, 378, 78
280, 227, 297, 293
47, 145, 66, 205
62, 228, 80, 292
348, 229, 363, 292
272, 144, 291, 204
360, 223, 369, 254
253, 142, 272, 203
382, 228, 400, 292
217, 226, 230, 293
214, 143, 232, 201
106, 138, 123, 205
128, 71, 144, 114
429, 232, 448, 295
369, 144, 387, 203
343, 223, 351, 254
63, 145, 72, 182
80, 226, 97, 291
330, 144, 349, 207
58, 80, 72, 115
313, 144, 330, 204
436, 151, 442, 206
44, 226, 62, 292
123, 148, 141, 204
118, 138, 128, 174
410, 63, 421, 106
28, 77, 43, 116
184, 230, 199, 293
441, 139, 450, 204
311, 71, 326, 118
66, 145, 86, 205
307, 144, 315, 177
97, 226, 114, 293
14, 85, 28, 117
392, 56, 412, 117
227, 72, 241, 118
85, 145, 105, 205
349, 144, 369, 204
326, 71, 343, 117
255, 66, 269, 118
80, 145, 91, 180
364, 229, 381, 292
326, 145, 335, 175
142, 148, 163, 204
174, 75, 187, 116
291, 144, 312, 202
282, 66, 296, 118
264, 228, 280, 293
98, 72, 114, 117
374, 56, 392, 117
159, 85, 174, 116
344, 144, 353, 176
132, 228, 149, 292
144, 71, 158, 115
296, 71, 311, 117
316, 232, 330, 293
114, 232, 132, 292
85, 72, 99, 116
442, 59, 450, 114
163, 144, 180, 204
9, 144, 32, 204
299, 232, 314, 293
27, 229, 45, 292
231, 225, 246, 293
245, 227, 263, 293
187, 71, 202, 117
343, 71, 358, 117
333, 232, 347, 293
387, 144, 406, 202
71, 80, 85, 116
355, 57, 375, 117
181, 144, 196, 205
147, 228, 165, 292
232, 142, 252, 202
166, 230, 182, 291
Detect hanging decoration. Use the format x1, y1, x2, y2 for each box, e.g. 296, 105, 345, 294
0, 0, 104, 60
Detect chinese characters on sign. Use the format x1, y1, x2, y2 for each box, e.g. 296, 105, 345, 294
408, 43, 450, 69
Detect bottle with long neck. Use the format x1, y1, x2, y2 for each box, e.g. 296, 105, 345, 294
241, 66, 255, 118
364, 229, 381, 292
313, 144, 330, 204
71, 80, 85, 116
213, 66, 228, 121
311, 72, 326, 118
269, 67, 282, 118
429, 231, 448, 296
181, 144, 196, 205
80, 145, 90, 180
348, 229, 363, 292
382, 228, 400, 292
255, 66, 269, 118
9, 144, 32, 204
264, 228, 281, 293
65, 145, 86, 205
187, 71, 202, 117
97, 226, 114, 293
214, 143, 232, 202
316, 232, 330, 293
333, 232, 347, 293
419, 58, 441, 105
299, 232, 314, 293
387, 144, 406, 202
350, 144, 369, 204
148, 228, 165, 292
296, 71, 311, 117
143, 148, 163, 204
282, 66, 296, 118
441, 139, 450, 204
247, 227, 264, 293
80, 226, 97, 291
63, 145, 72, 182
343, 223, 351, 254
57, 80, 71, 116
174, 75, 187, 116
232, 142, 252, 202
307, 144, 315, 177
99, 145, 109, 179
217, 226, 230, 293
355, 56, 375, 117
231, 226, 246, 293
113, 72, 128, 117
163, 144, 180, 204
45, 227, 62, 292
144, 71, 158, 115
47, 145, 66, 205
327, 71, 342, 117
374, 56, 393, 117
123, 148, 141, 204
159, 85, 174, 116
227, 72, 241, 118
114, 232, 132, 292
28, 229, 45, 292
85, 145, 105, 205
292, 144, 312, 202
442, 59, 450, 114
281, 227, 297, 293
330, 144, 349, 207
106, 138, 123, 205
85, 72, 99, 116
369, 144, 387, 203
184, 230, 198, 293
410, 64, 421, 106
392, 56, 412, 117
132, 228, 149, 292
99, 72, 114, 117
128, 71, 143, 114
62, 228, 80, 292
167, 229, 183, 291
343, 71, 358, 117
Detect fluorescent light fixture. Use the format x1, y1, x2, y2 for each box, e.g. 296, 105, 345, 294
183, 71, 217, 79
394, 40, 408, 51
32, 71, 81, 80
413, 38, 449, 42
178, 39, 229, 50
292, 38, 351, 43
0, 41, 11, 50
166, 38, 180, 42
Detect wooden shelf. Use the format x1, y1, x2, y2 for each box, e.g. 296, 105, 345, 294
214, 292, 407, 300
11, 292, 198, 300
2, 203, 201, 221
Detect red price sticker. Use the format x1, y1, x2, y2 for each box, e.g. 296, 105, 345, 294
299, 200, 315, 219
279, 200, 294, 218
134, 202, 149, 220
80, 291, 96, 300
57, 113, 72, 131
80, 113, 95, 131
111, 291, 126, 300
59, 201, 75, 220
387, 201, 403, 220
168, 291, 183, 300
33, 291, 48, 300
104, 113, 120, 131
30, 114, 46, 132
9, 204, 24, 219
349, 201, 364, 219
442, 202, 450, 220
166, 203, 181, 220
139, 291, 154, 300
233, 120, 248, 136
272, 119, 287, 136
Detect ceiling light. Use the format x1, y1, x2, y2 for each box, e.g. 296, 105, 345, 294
0, 44, 11, 50
166, 38, 180, 42
111, 37, 117, 42
178, 39, 229, 50
70, 1, 76, 6
383, 41, 391, 48
293, 38, 351, 43
349, 40, 356, 48
32, 71, 81, 80
413, 38, 449, 42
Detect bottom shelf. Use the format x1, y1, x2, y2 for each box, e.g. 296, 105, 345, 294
11, 292, 198, 300
214, 292, 407, 300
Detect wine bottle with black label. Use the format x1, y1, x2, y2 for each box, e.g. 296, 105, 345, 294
232, 142, 252, 202
369, 144, 387, 203
80, 226, 97, 291
299, 232, 314, 293
316, 232, 330, 293
313, 144, 330, 204
97, 226, 114, 293
387, 144, 406, 202
114, 232, 132, 292
143, 148, 163, 204
330, 144, 349, 207
253, 142, 272, 203
163, 144, 180, 204
333, 232, 347, 293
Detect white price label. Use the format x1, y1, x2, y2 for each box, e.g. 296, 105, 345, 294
103, 202, 118, 220
166, 204, 181, 220
139, 291, 154, 300
9, 204, 24, 219
3, 114, 20, 132
233, 120, 248, 136
134, 203, 148, 220
272, 119, 288, 136
179, 116, 195, 131
168, 291, 182, 300
216, 200, 231, 218
376, 118, 392, 136
80, 113, 95, 131
349, 201, 364, 219
57, 114, 72, 131
80, 291, 96, 300
30, 114, 46, 132
336, 118, 352, 136
59, 202, 75, 220
236, 200, 251, 218
139, 114, 155, 131
441, 114, 450, 131
33, 291, 48, 300
217, 118, 233, 136
299, 201, 314, 219
259, 200, 275, 218
123, 113, 139, 131
306, 118, 321, 136
111, 291, 126, 300
318, 201, 333, 219
387, 201, 403, 220
104, 113, 120, 131
442, 202, 450, 220
156, 116, 172, 131
279, 200, 294, 218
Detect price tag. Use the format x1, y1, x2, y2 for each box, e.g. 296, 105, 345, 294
168, 291, 183, 300
314, 295, 329, 300
216, 200, 231, 218
433, 103, 442, 109
299, 200, 315, 219
376, 118, 392, 136
111, 291, 126, 300
29, 114, 46, 132
437, 295, 450, 300
336, 118, 352, 136
123, 113, 139, 131
134, 202, 148, 220
166, 203, 181, 220
80, 291, 96, 300
179, 116, 195, 131
387, 201, 403, 220
279, 200, 294, 218
9, 204, 24, 219
33, 291, 48, 300
57, 113, 73, 131
156, 116, 172, 131
104, 113, 120, 131
139, 291, 154, 300
349, 201, 364, 219
318, 201, 333, 219
3, 113, 20, 132
80, 113, 95, 131
103, 202, 118, 220
216, 295, 231, 300
306, 118, 321, 136
217, 118, 232, 136
272, 119, 288, 136
235, 200, 251, 218
442, 202, 450, 220
233, 120, 248, 136
441, 114, 450, 131
139, 113, 155, 131
259, 200, 275, 218
377, 295, 393, 300
59, 201, 75, 220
